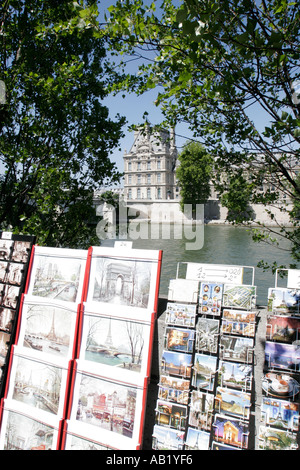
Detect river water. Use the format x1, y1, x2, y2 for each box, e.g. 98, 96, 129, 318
101, 224, 299, 307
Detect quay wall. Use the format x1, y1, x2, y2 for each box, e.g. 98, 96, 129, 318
111, 199, 293, 226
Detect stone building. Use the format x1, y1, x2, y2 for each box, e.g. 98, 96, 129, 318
123, 126, 178, 201
111, 126, 295, 226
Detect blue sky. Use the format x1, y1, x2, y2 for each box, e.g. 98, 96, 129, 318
103, 89, 192, 175
99, 0, 296, 183
99, 0, 273, 179
99, 0, 191, 177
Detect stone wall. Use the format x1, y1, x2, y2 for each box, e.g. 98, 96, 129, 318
125, 199, 293, 226
126, 200, 203, 223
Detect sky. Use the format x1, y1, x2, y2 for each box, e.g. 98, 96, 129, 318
103, 89, 192, 176
98, 0, 300, 184
99, 0, 192, 179
98, 0, 272, 182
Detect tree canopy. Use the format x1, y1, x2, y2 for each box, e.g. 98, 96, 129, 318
104, 0, 300, 265
0, 0, 125, 247
176, 141, 213, 211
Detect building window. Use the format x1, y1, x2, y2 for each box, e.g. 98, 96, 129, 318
157, 188, 161, 199
157, 159, 161, 169
157, 173, 161, 183
137, 174, 141, 184
128, 161, 132, 171
147, 160, 151, 170
147, 174, 151, 184
137, 188, 141, 199
128, 189, 132, 199
128, 174, 132, 184
137, 161, 141, 171
147, 188, 151, 199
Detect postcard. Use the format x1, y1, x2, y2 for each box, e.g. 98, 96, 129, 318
164, 327, 195, 354
168, 279, 199, 303
221, 310, 256, 337
211, 441, 241, 450
161, 350, 193, 379
185, 428, 210, 450
222, 284, 256, 310
268, 288, 300, 315
17, 297, 79, 360
158, 375, 190, 405
212, 414, 249, 449
0, 331, 11, 361
70, 367, 145, 448
165, 302, 197, 328
215, 387, 251, 420
0, 284, 19, 309
218, 361, 253, 391
262, 371, 300, 399
26, 246, 87, 304
86, 247, 161, 314
266, 315, 300, 343
6, 263, 24, 286
195, 317, 219, 353
261, 397, 299, 431
258, 425, 298, 450
192, 353, 217, 391
265, 341, 300, 371
0, 240, 13, 261
11, 241, 32, 263
63, 432, 115, 450
188, 390, 214, 431
79, 310, 151, 377
0, 405, 60, 450
63, 416, 136, 450
0, 261, 7, 283
0, 307, 15, 332
219, 335, 254, 363
152, 424, 185, 450
155, 399, 188, 430
198, 282, 223, 315
6, 349, 69, 418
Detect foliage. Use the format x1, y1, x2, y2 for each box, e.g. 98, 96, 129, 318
220, 168, 255, 223
0, 0, 125, 248
104, 0, 300, 265
176, 141, 213, 211
97, 190, 121, 208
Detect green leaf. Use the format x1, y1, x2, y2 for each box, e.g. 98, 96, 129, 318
176, 7, 188, 24
294, 128, 300, 137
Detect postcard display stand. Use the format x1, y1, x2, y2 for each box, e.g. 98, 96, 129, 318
0, 244, 162, 450
258, 269, 300, 450
0, 233, 35, 398
152, 263, 257, 450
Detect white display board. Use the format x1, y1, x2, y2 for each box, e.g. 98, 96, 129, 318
275, 269, 300, 289
179, 262, 254, 285
288, 269, 300, 288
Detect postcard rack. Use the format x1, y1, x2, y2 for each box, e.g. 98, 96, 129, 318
258, 269, 300, 450
0, 244, 162, 450
153, 262, 258, 450
0, 232, 35, 400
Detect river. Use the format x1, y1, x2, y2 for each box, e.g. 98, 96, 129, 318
101, 224, 299, 307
